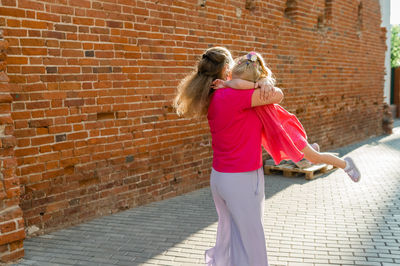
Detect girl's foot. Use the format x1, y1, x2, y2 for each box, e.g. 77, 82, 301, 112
344, 157, 361, 182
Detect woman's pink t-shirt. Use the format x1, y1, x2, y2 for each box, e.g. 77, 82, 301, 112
207, 88, 263, 173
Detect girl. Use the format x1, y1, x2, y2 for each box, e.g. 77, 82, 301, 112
174, 47, 278, 265
212, 51, 361, 182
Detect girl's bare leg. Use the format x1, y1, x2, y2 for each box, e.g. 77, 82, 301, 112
301, 143, 346, 169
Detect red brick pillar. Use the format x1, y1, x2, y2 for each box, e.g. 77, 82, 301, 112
0, 23, 25, 263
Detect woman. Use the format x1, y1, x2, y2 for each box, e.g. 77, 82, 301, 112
174, 47, 283, 266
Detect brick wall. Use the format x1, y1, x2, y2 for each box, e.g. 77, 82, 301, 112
0, 18, 25, 263
0, 0, 385, 246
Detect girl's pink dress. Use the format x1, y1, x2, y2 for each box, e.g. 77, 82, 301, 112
255, 104, 308, 165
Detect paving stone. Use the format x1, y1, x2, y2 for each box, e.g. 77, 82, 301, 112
355, 262, 382, 266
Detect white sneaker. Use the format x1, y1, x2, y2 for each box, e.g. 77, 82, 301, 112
344, 157, 361, 182
311, 143, 320, 152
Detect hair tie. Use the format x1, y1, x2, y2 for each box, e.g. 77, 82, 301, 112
246, 52, 257, 62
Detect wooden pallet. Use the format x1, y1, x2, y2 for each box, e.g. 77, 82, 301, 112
264, 162, 335, 180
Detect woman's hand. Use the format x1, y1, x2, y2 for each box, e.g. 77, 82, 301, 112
211, 79, 226, 89
257, 78, 275, 101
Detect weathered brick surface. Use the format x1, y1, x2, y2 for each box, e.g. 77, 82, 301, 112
1, 0, 386, 239
0, 17, 25, 263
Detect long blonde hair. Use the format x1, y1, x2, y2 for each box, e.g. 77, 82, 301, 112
232, 52, 276, 87
174, 47, 233, 118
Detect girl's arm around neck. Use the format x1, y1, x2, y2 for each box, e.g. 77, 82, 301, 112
210, 79, 257, 90
224, 79, 257, 89
211, 78, 284, 106
223, 79, 283, 105
251, 87, 283, 107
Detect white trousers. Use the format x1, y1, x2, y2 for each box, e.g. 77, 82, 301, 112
205, 167, 268, 266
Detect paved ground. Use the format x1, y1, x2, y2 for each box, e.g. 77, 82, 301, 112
11, 120, 400, 266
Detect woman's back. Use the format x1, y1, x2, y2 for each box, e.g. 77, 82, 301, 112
207, 88, 263, 173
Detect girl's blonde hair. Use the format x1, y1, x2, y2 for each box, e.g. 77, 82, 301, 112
232, 52, 276, 87
174, 47, 233, 118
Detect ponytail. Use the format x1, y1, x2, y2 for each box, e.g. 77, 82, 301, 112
174, 47, 233, 119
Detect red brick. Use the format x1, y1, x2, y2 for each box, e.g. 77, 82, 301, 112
18, 0, 44, 10
0, 244, 8, 253
31, 136, 54, 146
21, 47, 46, 56
21, 20, 47, 29
20, 38, 45, 46
50, 5, 73, 15
69, 0, 90, 8
21, 66, 45, 74
0, 221, 16, 234
5, 57, 27, 65
42, 30, 65, 40
9, 239, 23, 251
1, 0, 16, 6
11, 111, 30, 120
28, 119, 52, 128
64, 99, 84, 107
0, 115, 13, 125
0, 7, 25, 18
45, 108, 68, 117
52, 141, 73, 151
25, 101, 50, 110
54, 24, 77, 32
14, 148, 38, 157
1, 136, 16, 148
0, 103, 11, 113
59, 83, 81, 90
0, 248, 24, 262
20, 164, 45, 175
6, 19, 20, 27
0, 229, 25, 245
36, 12, 60, 22
67, 131, 88, 140
0, 94, 12, 103
46, 201, 68, 213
